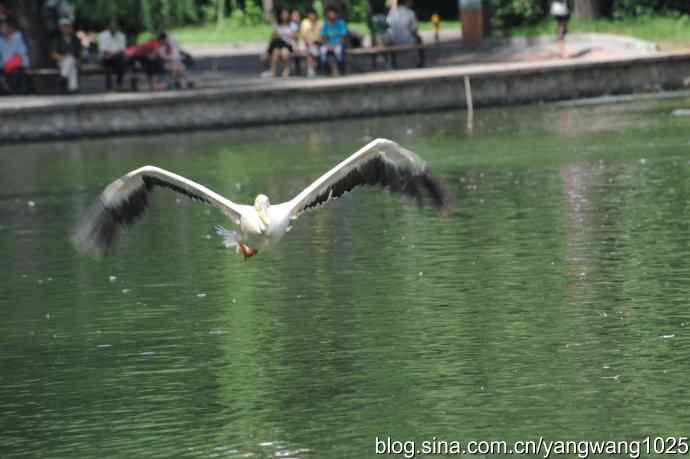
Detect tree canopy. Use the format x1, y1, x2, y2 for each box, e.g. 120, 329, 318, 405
73, 0, 201, 37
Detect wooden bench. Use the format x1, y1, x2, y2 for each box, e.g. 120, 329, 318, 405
275, 42, 436, 77
28, 62, 146, 93
28, 63, 106, 79
291, 50, 349, 76
289, 51, 309, 76
289, 43, 429, 76
26, 67, 64, 93
346, 43, 433, 73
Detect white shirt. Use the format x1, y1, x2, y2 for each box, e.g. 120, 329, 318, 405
159, 36, 183, 65
274, 23, 297, 47
98, 30, 126, 57
387, 6, 418, 45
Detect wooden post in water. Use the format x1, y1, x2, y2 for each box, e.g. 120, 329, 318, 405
464, 75, 474, 131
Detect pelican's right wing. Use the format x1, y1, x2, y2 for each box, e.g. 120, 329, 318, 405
72, 165, 246, 256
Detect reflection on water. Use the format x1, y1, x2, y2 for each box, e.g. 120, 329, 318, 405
2, 96, 690, 458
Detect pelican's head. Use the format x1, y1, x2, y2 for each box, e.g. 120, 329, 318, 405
254, 194, 271, 227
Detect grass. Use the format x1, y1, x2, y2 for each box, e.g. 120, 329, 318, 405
165, 20, 461, 45
166, 22, 274, 44
511, 14, 690, 50
166, 21, 364, 45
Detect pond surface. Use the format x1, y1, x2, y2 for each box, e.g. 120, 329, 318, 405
2, 95, 690, 458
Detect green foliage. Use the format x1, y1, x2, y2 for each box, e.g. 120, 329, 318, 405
612, 0, 688, 19
142, 0, 200, 29
229, 7, 244, 24
228, 3, 263, 25
313, 0, 323, 16
243, 0, 264, 25
349, 0, 369, 22
487, 0, 689, 30
73, 0, 376, 35
200, 3, 218, 22
612, 0, 655, 19
73, 0, 202, 35
489, 0, 547, 29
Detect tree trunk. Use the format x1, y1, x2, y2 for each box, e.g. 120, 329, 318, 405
261, 0, 273, 22
574, 0, 602, 20
217, 0, 226, 28
6, 0, 51, 67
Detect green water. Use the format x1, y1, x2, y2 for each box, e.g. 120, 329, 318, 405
2, 96, 690, 458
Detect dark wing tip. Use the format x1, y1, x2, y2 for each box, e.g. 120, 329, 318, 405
420, 169, 455, 217
299, 152, 455, 217
70, 198, 119, 257
386, 161, 454, 216
71, 184, 150, 257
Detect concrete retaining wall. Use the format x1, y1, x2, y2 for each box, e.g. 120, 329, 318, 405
2, 51, 690, 144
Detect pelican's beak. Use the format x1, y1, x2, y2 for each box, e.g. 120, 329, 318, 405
258, 209, 269, 228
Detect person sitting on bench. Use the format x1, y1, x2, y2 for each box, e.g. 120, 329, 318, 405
320, 6, 347, 77
266, 8, 297, 78
299, 8, 321, 78
157, 32, 192, 89
50, 17, 81, 93
387, 0, 421, 46
124, 38, 162, 91
386, 0, 424, 68
98, 20, 126, 91
0, 14, 30, 95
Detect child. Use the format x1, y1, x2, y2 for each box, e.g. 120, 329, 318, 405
266, 8, 297, 77
320, 6, 347, 77
299, 8, 321, 77
431, 12, 441, 44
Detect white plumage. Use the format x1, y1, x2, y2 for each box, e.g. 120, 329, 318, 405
72, 138, 452, 259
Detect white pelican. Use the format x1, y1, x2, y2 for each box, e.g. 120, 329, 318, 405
72, 138, 452, 259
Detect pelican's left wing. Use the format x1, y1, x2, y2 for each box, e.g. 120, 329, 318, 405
280, 138, 452, 219
72, 165, 246, 256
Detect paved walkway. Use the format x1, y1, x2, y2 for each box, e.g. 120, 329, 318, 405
178, 33, 661, 90
183, 31, 656, 60
443, 33, 656, 63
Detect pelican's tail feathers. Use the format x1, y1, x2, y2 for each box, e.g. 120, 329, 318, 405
215, 226, 241, 253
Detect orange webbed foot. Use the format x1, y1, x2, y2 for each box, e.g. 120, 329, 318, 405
239, 243, 258, 260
